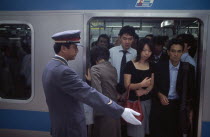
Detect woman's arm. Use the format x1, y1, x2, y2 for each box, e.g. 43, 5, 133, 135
124, 74, 152, 90
145, 73, 154, 93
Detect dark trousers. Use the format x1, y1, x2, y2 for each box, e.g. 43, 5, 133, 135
150, 99, 182, 137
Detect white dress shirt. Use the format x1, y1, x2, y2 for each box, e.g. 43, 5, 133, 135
168, 61, 180, 99
109, 45, 137, 83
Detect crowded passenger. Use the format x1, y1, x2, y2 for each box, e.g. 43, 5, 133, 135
131, 33, 140, 50
177, 34, 196, 67
109, 25, 137, 137
151, 36, 168, 63
145, 34, 154, 40
177, 33, 198, 137
109, 25, 137, 95
150, 38, 195, 137
91, 34, 113, 49
124, 38, 154, 137
90, 46, 121, 137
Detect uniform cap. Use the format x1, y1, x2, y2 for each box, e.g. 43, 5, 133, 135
52, 30, 81, 44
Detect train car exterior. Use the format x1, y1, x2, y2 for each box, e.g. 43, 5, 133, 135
0, 0, 210, 137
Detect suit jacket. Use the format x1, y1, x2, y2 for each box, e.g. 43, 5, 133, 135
42, 56, 124, 137
154, 60, 195, 104
151, 52, 169, 64
153, 60, 195, 133
90, 61, 118, 115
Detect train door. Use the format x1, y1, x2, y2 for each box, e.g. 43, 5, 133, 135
85, 14, 204, 137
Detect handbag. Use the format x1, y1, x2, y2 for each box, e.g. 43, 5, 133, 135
124, 85, 144, 122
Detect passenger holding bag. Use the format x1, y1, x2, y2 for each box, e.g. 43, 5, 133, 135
124, 84, 144, 122
124, 38, 154, 137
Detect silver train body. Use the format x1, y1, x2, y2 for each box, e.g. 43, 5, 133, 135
0, 10, 210, 137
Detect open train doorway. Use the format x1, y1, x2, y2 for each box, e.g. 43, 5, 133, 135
87, 17, 202, 137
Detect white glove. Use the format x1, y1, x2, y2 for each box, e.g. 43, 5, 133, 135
121, 108, 142, 125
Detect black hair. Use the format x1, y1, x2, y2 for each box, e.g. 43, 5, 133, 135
53, 43, 71, 54
135, 38, 154, 62
97, 34, 110, 44
145, 34, 154, 39
177, 33, 197, 57
167, 38, 184, 51
152, 36, 165, 46
90, 46, 110, 66
118, 25, 136, 37
177, 34, 195, 48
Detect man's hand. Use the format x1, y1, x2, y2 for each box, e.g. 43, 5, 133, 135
121, 108, 142, 125
158, 92, 169, 105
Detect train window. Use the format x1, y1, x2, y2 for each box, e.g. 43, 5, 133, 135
0, 23, 32, 100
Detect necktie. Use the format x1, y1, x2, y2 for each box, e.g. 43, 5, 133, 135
119, 50, 127, 85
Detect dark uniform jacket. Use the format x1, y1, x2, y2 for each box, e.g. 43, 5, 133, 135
42, 56, 124, 137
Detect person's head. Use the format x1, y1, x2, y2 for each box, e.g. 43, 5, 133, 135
96, 34, 110, 47
152, 36, 165, 56
118, 25, 136, 50
54, 43, 78, 60
145, 34, 154, 40
52, 30, 81, 61
90, 46, 110, 66
135, 38, 153, 62
177, 34, 195, 54
114, 36, 121, 46
131, 33, 140, 50
167, 38, 184, 65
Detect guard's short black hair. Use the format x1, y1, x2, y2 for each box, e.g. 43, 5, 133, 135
167, 38, 184, 51
53, 43, 72, 54
90, 46, 110, 66
118, 25, 136, 37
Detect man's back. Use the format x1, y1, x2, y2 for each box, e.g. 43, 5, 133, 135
42, 59, 87, 137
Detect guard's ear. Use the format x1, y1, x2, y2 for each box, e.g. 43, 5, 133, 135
60, 45, 68, 52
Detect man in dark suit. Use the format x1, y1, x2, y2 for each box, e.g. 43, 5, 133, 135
42, 30, 141, 137
150, 38, 195, 137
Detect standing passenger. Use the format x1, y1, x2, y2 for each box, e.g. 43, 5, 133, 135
109, 25, 137, 95
177, 34, 198, 137
42, 30, 142, 137
90, 46, 121, 137
124, 38, 154, 137
150, 38, 195, 137
177, 34, 196, 67
151, 36, 168, 64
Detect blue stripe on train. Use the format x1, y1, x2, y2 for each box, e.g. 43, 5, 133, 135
202, 122, 210, 137
0, 109, 50, 131
0, 109, 210, 137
